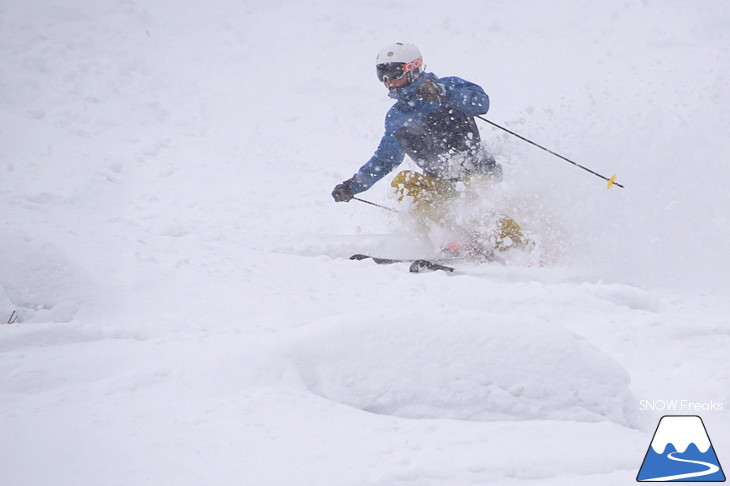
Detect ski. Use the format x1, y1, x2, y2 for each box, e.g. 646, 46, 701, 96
349, 254, 412, 265
350, 254, 455, 273
6, 310, 18, 325
409, 260, 455, 273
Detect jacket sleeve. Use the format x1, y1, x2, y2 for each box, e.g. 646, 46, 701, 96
439, 76, 489, 115
349, 130, 405, 194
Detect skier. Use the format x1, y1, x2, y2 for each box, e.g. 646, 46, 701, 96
332, 42, 524, 257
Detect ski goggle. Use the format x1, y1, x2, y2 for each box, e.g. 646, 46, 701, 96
376, 57, 424, 82
376, 62, 405, 82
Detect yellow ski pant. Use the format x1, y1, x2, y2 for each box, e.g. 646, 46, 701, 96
390, 170, 525, 251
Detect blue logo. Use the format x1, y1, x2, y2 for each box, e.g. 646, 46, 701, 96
637, 415, 725, 482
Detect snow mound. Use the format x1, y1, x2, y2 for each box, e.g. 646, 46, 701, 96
0, 233, 86, 323
292, 310, 636, 426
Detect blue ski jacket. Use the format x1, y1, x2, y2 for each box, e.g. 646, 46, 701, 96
349, 72, 490, 194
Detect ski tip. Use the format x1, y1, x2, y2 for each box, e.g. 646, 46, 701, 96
349, 254, 370, 261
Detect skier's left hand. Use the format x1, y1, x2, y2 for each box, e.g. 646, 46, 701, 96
417, 81, 443, 102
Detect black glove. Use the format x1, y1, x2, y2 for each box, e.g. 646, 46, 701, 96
332, 178, 355, 202
416, 81, 443, 102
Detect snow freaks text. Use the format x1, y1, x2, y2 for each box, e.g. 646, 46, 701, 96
639, 400, 724, 412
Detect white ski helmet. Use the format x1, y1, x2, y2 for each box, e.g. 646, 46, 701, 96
375, 42, 424, 84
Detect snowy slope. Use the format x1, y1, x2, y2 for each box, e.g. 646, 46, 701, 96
1, 1, 729, 485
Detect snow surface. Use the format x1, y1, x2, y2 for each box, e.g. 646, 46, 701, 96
2, 1, 730, 485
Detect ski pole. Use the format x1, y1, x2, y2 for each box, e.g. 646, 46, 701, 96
353, 197, 397, 212
440, 98, 624, 189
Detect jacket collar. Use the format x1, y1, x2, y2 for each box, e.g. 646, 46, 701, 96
388, 72, 437, 109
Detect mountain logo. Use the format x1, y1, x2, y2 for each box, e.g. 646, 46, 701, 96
637, 415, 725, 482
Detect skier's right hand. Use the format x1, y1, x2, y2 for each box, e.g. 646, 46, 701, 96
332, 178, 355, 202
